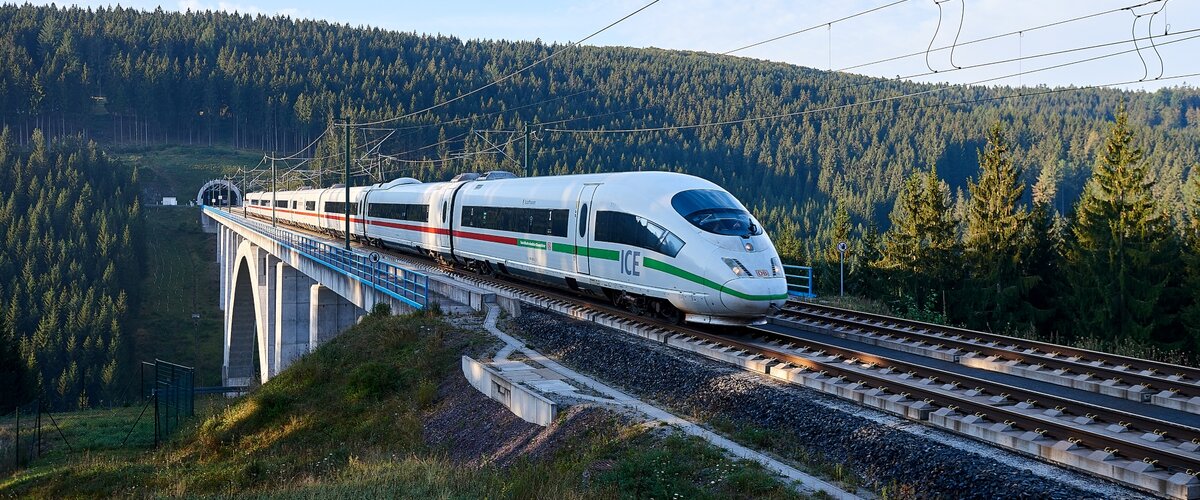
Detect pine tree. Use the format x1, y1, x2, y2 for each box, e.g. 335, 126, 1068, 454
850, 222, 885, 298
1064, 110, 1177, 345
1177, 172, 1200, 352
0, 296, 28, 411
962, 123, 1035, 331
882, 167, 961, 315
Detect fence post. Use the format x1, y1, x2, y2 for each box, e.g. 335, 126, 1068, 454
14, 404, 18, 469
35, 401, 41, 461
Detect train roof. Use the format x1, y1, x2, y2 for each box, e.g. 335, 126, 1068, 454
465, 171, 720, 190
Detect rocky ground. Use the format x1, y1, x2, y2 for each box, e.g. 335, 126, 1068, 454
505, 309, 1133, 499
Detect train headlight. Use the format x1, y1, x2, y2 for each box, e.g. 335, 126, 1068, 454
744, 242, 754, 252
771, 258, 781, 277
723, 258, 751, 277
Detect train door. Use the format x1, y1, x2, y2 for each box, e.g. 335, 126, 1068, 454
574, 184, 599, 274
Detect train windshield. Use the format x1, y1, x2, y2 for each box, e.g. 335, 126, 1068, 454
671, 189, 762, 237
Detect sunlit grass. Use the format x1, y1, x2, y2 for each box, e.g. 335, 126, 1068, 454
3, 312, 810, 498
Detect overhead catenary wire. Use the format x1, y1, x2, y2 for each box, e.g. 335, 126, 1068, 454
545, 29, 1200, 134
837, 0, 1165, 73
721, 0, 909, 56
245, 0, 1186, 185
525, 7, 1192, 139
357, 89, 596, 133
882, 26, 1200, 88
349, 0, 661, 128
255, 0, 920, 176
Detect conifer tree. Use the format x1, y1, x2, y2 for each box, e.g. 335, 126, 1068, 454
0, 293, 27, 411
882, 167, 960, 315
850, 222, 885, 298
1064, 110, 1176, 344
1177, 172, 1200, 351
962, 123, 1035, 331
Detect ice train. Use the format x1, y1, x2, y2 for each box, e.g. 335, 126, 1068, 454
244, 171, 787, 325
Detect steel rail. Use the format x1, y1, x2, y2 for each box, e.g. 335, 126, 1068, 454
710, 325, 1200, 472
780, 301, 1200, 397
787, 301, 1200, 380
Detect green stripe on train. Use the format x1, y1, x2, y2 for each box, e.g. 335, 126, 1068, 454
549, 243, 619, 261
644, 257, 788, 302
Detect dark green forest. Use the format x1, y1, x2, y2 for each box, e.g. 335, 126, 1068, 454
1, 2, 1200, 404
0, 128, 143, 411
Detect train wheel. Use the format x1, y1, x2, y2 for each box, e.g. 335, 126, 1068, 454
654, 301, 683, 324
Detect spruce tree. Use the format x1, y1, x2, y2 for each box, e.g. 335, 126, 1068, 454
1177, 172, 1200, 352
882, 167, 960, 315
963, 123, 1035, 331
1065, 110, 1176, 345
851, 222, 885, 298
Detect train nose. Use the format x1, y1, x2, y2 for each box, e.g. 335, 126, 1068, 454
719, 278, 788, 314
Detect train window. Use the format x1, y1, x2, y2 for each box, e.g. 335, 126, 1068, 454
442, 201, 448, 223
275, 199, 288, 208
671, 189, 762, 237
462, 206, 569, 237
368, 203, 429, 222
305, 201, 316, 211
291, 201, 297, 209
579, 204, 589, 238
595, 211, 685, 258
323, 202, 360, 214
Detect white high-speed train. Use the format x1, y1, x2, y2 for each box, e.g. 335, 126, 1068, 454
244, 171, 788, 325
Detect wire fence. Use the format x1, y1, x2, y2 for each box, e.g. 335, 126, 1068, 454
0, 360, 242, 473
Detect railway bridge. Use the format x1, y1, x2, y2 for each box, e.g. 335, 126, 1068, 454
203, 206, 482, 388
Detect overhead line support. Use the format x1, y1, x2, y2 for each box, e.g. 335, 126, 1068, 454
344, 116, 352, 250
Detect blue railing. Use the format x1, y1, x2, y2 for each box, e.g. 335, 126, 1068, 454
203, 206, 429, 309
783, 264, 815, 299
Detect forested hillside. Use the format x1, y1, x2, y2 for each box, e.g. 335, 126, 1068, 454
3, 5, 1199, 230
0, 129, 143, 411
2, 4, 1200, 357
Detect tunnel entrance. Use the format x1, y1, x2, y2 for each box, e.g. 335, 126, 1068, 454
197, 179, 242, 207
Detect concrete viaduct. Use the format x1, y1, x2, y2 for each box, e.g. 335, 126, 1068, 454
202, 206, 467, 388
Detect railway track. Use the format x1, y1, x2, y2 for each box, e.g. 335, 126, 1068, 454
220, 209, 1200, 497
776, 301, 1200, 413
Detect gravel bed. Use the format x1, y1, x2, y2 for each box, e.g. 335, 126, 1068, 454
508, 310, 1118, 500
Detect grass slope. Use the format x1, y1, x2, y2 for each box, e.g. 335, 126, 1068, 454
116, 144, 262, 205
2, 312, 807, 498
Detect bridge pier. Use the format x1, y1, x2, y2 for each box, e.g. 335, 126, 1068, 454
310, 284, 362, 352
276, 263, 315, 372
257, 252, 280, 381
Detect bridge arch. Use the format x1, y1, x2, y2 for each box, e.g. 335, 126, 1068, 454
224, 257, 259, 386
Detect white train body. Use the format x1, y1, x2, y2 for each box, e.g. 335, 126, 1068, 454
245, 172, 788, 325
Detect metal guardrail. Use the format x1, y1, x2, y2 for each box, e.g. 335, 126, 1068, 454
783, 264, 815, 298
202, 205, 430, 309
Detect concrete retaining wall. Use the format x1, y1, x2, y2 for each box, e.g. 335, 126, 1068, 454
461, 356, 557, 426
